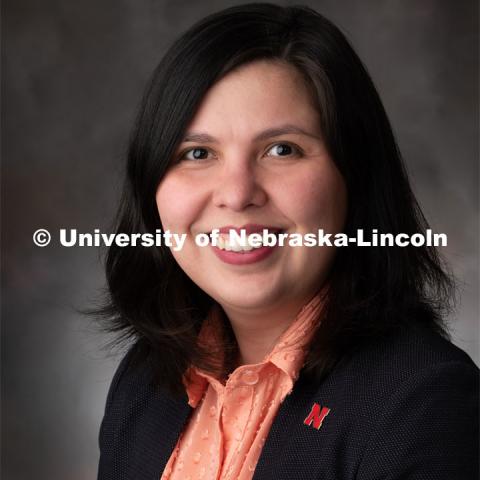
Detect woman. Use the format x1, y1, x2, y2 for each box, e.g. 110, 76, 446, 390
97, 4, 478, 479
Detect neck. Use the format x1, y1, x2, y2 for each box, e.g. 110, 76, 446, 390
221, 295, 314, 366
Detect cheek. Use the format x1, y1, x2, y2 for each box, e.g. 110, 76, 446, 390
273, 165, 347, 231
155, 174, 204, 231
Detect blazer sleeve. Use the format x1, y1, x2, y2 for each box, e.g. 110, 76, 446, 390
356, 360, 479, 480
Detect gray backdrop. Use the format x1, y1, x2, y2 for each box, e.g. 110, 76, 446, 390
3, 0, 478, 479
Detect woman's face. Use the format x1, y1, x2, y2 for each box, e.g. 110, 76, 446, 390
156, 60, 347, 316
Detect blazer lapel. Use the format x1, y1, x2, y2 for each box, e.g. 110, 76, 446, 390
253, 372, 328, 479
128, 386, 192, 480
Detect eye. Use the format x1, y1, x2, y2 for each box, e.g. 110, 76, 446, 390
180, 147, 213, 161
265, 143, 302, 157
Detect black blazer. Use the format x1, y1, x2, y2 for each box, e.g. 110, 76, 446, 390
98, 324, 479, 479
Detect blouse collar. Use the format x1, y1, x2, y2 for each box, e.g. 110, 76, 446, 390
183, 291, 325, 407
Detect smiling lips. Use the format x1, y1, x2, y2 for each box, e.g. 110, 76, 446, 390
210, 224, 282, 265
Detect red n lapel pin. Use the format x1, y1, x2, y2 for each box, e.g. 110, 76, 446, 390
303, 403, 330, 430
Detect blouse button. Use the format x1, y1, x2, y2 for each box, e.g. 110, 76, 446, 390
241, 369, 259, 385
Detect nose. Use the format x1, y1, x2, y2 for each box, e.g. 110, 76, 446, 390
212, 159, 267, 211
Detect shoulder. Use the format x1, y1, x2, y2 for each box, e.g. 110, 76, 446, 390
316, 324, 479, 479
101, 342, 153, 412
325, 322, 477, 387
97, 343, 191, 479
98, 343, 151, 446
317, 323, 479, 421
99, 341, 185, 425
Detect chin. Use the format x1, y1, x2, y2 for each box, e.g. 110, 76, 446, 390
210, 285, 286, 312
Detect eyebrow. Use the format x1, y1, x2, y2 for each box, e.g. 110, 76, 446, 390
181, 124, 322, 144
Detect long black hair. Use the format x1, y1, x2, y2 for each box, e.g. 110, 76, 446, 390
96, 3, 454, 395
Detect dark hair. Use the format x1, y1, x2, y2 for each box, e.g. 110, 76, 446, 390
96, 3, 454, 395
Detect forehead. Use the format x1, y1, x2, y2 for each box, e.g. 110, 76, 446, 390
185, 60, 321, 137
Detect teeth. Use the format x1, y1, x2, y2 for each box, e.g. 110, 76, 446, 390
231, 240, 243, 252
216, 232, 272, 252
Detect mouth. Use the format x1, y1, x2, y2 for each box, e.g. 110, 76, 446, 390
208, 224, 284, 263
217, 231, 282, 252
210, 224, 283, 252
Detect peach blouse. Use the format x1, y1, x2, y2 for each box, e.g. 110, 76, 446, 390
160, 293, 324, 480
